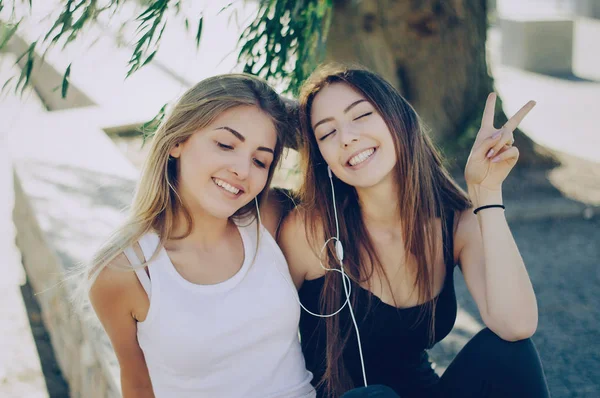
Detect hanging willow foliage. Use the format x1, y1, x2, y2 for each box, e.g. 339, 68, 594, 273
0, 0, 333, 133
238, 0, 332, 95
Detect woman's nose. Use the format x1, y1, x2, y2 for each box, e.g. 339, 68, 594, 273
229, 157, 251, 180
340, 125, 360, 147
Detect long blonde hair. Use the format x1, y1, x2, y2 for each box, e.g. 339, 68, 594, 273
88, 73, 289, 283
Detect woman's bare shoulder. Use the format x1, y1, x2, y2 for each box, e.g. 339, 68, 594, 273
279, 206, 325, 286
89, 243, 147, 310
260, 188, 300, 237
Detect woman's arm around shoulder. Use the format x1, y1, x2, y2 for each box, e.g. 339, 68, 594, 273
89, 246, 155, 398
278, 207, 324, 290
260, 188, 294, 238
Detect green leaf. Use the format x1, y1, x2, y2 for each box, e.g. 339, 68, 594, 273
0, 21, 20, 49
14, 41, 36, 94
61, 63, 71, 98
236, 0, 333, 93
127, 0, 170, 78
218, 2, 234, 15
141, 50, 157, 67
137, 4, 158, 21
155, 20, 167, 46
139, 103, 168, 142
16, 57, 33, 95
195, 16, 203, 48
1, 76, 15, 95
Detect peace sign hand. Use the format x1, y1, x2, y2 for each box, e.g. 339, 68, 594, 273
464, 93, 536, 190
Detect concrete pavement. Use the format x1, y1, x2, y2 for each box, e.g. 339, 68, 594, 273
429, 216, 600, 397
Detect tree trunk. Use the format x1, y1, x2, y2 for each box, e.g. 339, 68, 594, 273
325, 0, 557, 168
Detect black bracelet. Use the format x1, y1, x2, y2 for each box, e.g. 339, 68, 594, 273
473, 204, 505, 214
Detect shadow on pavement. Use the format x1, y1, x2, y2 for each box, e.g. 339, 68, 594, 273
20, 278, 70, 398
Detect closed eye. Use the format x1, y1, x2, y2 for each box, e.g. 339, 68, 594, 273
353, 112, 372, 121
216, 142, 233, 150
319, 129, 337, 142
253, 159, 267, 168
318, 112, 370, 141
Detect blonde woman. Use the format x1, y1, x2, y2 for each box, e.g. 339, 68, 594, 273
88, 74, 315, 397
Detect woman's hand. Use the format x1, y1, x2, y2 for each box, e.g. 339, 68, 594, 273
464, 93, 536, 191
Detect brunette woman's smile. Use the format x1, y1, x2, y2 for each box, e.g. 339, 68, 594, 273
345, 147, 378, 170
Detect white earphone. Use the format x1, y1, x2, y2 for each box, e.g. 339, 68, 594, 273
255, 165, 368, 387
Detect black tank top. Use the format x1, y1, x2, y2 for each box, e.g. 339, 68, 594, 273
298, 212, 457, 398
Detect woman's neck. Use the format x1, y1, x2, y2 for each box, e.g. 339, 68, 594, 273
169, 204, 232, 252
356, 176, 402, 231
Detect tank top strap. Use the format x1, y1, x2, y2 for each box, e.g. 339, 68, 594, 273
123, 244, 152, 298
442, 209, 456, 271
138, 232, 161, 262
233, 215, 258, 251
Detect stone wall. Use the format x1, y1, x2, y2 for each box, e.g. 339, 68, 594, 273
13, 168, 123, 398
10, 91, 139, 396
2, 19, 165, 396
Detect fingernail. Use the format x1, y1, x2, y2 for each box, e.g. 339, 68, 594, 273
487, 149, 495, 158
491, 156, 501, 163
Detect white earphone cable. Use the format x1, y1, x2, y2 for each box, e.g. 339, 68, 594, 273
327, 167, 368, 387
255, 198, 353, 318
254, 166, 368, 387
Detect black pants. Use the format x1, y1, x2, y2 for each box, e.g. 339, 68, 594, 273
342, 328, 550, 398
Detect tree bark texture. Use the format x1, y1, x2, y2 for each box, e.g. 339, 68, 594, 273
325, 0, 556, 167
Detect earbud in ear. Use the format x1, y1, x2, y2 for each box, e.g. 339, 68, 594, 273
327, 166, 332, 178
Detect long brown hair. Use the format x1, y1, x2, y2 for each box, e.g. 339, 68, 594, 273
297, 64, 470, 396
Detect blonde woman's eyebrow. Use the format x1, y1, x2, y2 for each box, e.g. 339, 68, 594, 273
216, 126, 245, 141
216, 126, 273, 154
257, 146, 274, 154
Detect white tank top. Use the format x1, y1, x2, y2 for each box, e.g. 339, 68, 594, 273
123, 217, 315, 398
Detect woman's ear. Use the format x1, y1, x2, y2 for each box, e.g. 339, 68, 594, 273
169, 143, 182, 159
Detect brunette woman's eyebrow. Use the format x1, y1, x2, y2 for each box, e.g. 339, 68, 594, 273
216, 126, 274, 154
343, 99, 368, 113
312, 99, 369, 130
313, 117, 334, 131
